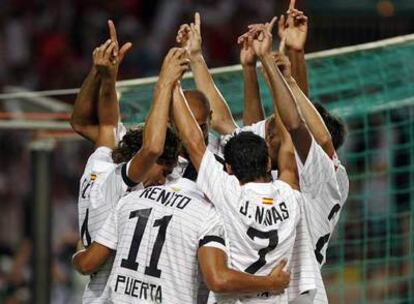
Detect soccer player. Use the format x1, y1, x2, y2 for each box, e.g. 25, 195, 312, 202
73, 22, 185, 303
172, 58, 306, 303
72, 92, 291, 302
251, 17, 348, 303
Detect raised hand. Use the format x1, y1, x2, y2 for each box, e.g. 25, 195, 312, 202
159, 48, 190, 86
248, 17, 277, 58
278, 7, 308, 51
176, 12, 202, 59
93, 39, 119, 78
269, 259, 290, 294
238, 33, 256, 67
107, 20, 133, 63
273, 52, 292, 79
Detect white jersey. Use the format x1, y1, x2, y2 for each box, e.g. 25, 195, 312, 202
197, 150, 301, 304
95, 177, 226, 304
294, 138, 348, 266
78, 123, 144, 304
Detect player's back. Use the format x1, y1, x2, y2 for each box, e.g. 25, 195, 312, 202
197, 150, 301, 303
98, 178, 223, 304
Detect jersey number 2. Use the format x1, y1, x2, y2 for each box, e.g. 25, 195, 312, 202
245, 227, 279, 274
120, 208, 172, 278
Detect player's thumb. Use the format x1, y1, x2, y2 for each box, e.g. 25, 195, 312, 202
275, 259, 288, 272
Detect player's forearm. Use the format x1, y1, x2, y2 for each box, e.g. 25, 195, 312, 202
127, 81, 174, 182
211, 268, 277, 294
286, 49, 309, 96
261, 54, 311, 162
260, 54, 302, 131
71, 67, 100, 126
190, 54, 237, 134
242, 65, 265, 126
172, 85, 206, 170
286, 77, 335, 156
72, 249, 98, 275
98, 74, 119, 127
71, 67, 100, 141
142, 80, 174, 156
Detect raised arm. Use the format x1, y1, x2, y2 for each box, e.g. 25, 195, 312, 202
278, 7, 309, 96
176, 13, 238, 135
95, 21, 132, 148
70, 61, 100, 142
252, 21, 312, 163
237, 33, 265, 125
198, 247, 289, 294
127, 48, 189, 183
273, 53, 335, 157
172, 82, 206, 171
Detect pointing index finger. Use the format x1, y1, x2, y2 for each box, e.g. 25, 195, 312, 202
108, 20, 118, 44
195, 12, 201, 32
289, 0, 296, 11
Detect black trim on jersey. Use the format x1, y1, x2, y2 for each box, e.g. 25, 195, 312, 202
183, 161, 198, 181
121, 163, 139, 188
199, 235, 225, 248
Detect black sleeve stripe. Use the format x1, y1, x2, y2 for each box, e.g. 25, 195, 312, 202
121, 163, 139, 188
199, 235, 225, 248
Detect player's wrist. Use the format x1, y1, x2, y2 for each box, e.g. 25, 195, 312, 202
189, 52, 203, 63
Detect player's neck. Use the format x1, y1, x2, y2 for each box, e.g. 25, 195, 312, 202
240, 175, 271, 185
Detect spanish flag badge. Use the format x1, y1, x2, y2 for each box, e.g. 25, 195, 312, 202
262, 197, 274, 205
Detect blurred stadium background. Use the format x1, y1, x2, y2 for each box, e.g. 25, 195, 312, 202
0, 0, 413, 303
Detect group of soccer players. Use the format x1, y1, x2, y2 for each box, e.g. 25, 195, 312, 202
70, 2, 349, 303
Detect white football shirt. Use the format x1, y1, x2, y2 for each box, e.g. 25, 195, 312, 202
78, 123, 144, 303
95, 177, 226, 304
197, 149, 301, 303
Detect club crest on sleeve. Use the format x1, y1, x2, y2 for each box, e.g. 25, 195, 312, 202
169, 187, 181, 192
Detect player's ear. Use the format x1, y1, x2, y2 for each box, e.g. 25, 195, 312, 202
225, 163, 233, 175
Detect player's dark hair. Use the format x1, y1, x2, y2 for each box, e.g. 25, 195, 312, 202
314, 103, 347, 150
223, 131, 269, 184
112, 126, 181, 166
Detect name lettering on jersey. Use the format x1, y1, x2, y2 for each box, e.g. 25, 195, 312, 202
114, 274, 162, 303
139, 186, 192, 210
239, 201, 289, 226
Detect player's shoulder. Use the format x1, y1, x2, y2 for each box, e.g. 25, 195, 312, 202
84, 146, 115, 175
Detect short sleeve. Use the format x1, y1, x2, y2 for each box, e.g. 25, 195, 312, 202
95, 207, 118, 250
198, 208, 226, 252
241, 120, 267, 139
294, 137, 338, 198
196, 150, 240, 209
90, 163, 137, 209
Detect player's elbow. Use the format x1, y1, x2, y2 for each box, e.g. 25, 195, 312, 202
205, 274, 230, 293
141, 144, 163, 160
72, 252, 97, 275
285, 119, 305, 133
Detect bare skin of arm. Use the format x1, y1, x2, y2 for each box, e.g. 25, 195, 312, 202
172, 83, 206, 171
273, 53, 335, 157
252, 23, 312, 163
198, 247, 289, 294
260, 62, 299, 189
95, 21, 132, 149
127, 48, 189, 183
72, 242, 113, 275
176, 13, 238, 135
278, 8, 309, 96
237, 34, 265, 125
70, 66, 100, 143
